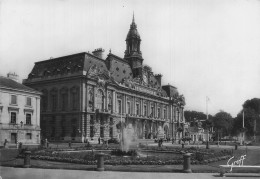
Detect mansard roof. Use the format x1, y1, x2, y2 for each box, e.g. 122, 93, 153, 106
162, 84, 179, 97
25, 51, 183, 103
0, 76, 40, 94
27, 52, 108, 79
106, 53, 133, 82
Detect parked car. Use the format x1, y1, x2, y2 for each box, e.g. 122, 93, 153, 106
108, 138, 120, 144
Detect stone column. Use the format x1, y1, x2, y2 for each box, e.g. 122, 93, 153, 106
93, 86, 96, 110
133, 97, 136, 115
81, 82, 86, 112
81, 113, 86, 143
123, 94, 126, 114
112, 91, 116, 113
86, 115, 90, 140
141, 99, 143, 116
147, 101, 150, 117
142, 120, 146, 139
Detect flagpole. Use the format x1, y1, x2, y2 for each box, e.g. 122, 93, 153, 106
206, 96, 209, 144
242, 110, 244, 128
243, 110, 245, 145
206, 96, 208, 120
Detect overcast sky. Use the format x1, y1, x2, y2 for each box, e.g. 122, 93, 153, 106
0, 0, 260, 117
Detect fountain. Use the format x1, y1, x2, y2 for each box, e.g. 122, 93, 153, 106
117, 121, 135, 152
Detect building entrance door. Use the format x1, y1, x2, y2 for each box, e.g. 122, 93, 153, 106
11, 133, 17, 144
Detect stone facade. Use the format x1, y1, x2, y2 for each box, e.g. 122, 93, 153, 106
0, 75, 41, 147
23, 16, 186, 142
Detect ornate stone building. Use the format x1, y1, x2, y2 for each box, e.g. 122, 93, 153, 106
23, 16, 186, 142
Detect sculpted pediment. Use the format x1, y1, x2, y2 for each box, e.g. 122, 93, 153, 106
88, 65, 118, 87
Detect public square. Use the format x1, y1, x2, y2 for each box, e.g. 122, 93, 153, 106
1, 0, 260, 178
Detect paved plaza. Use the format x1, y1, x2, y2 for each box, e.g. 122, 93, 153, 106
2, 166, 260, 179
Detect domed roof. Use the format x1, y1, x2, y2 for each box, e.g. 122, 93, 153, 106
126, 15, 141, 40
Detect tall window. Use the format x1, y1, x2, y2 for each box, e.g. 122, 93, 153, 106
72, 93, 77, 110
71, 119, 77, 138
42, 90, 48, 112
109, 127, 113, 138
26, 97, 31, 106
51, 89, 58, 111
26, 113, 31, 125
61, 93, 67, 111
100, 126, 104, 137
61, 117, 66, 137
51, 116, 56, 137
136, 103, 140, 115
90, 126, 94, 137
176, 109, 179, 122
164, 108, 167, 119
52, 94, 57, 111
10, 112, 16, 124
127, 101, 131, 114
71, 87, 78, 110
60, 88, 68, 111
108, 93, 112, 111
96, 89, 104, 110
151, 106, 154, 117
11, 95, 17, 105
158, 108, 161, 118
90, 115, 94, 137
88, 88, 94, 108
144, 105, 147, 116
117, 100, 122, 114
109, 118, 113, 138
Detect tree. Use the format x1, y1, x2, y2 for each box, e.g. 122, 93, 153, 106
232, 98, 260, 137
213, 110, 233, 138
243, 98, 260, 114
184, 110, 213, 127
233, 108, 257, 136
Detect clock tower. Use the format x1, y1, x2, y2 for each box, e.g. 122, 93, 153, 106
124, 14, 143, 78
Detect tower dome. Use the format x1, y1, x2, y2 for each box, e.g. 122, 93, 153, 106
126, 14, 141, 40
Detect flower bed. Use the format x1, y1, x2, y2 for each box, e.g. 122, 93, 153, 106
18, 147, 232, 166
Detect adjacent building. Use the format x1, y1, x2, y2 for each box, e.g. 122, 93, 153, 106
23, 16, 186, 142
0, 73, 41, 147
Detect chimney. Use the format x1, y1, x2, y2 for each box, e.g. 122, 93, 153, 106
7, 72, 19, 82
154, 74, 162, 86
92, 48, 105, 59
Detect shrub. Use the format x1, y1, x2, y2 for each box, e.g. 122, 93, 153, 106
111, 149, 137, 156
194, 152, 204, 161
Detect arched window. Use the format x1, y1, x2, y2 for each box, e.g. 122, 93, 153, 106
88, 87, 94, 108
60, 116, 66, 137
136, 103, 140, 115
158, 107, 161, 118
176, 108, 179, 122
96, 89, 104, 110
41, 89, 48, 112
71, 86, 79, 110
60, 87, 68, 111
50, 88, 58, 111
150, 103, 154, 117
108, 92, 112, 111
71, 119, 77, 138
50, 116, 56, 138
164, 107, 167, 119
